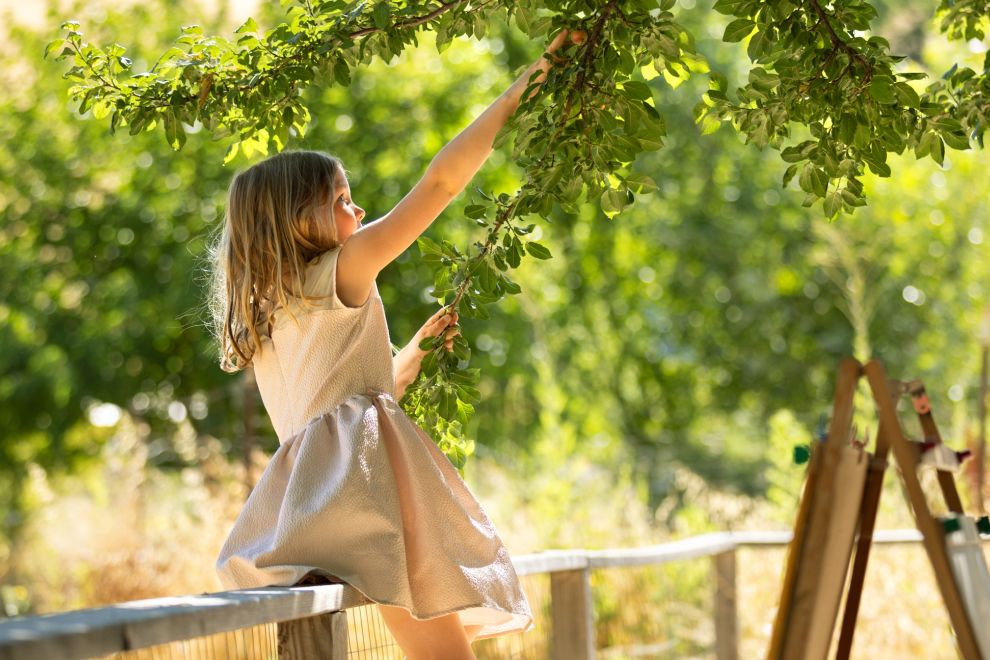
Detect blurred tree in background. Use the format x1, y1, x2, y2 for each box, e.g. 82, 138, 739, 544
1, 0, 989, 617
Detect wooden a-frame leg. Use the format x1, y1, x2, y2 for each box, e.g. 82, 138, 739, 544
864, 361, 983, 660
836, 422, 889, 660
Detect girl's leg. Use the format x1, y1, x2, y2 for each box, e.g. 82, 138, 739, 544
464, 625, 483, 643
377, 604, 477, 660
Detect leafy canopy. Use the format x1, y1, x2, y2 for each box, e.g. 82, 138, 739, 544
47, 0, 990, 465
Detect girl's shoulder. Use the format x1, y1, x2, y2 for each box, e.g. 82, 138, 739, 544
273, 247, 376, 326
301, 247, 343, 298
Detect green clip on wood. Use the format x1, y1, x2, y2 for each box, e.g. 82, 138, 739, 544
941, 516, 963, 535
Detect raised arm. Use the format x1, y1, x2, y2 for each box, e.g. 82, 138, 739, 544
337, 31, 575, 300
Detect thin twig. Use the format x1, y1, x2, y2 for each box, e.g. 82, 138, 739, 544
806, 0, 873, 83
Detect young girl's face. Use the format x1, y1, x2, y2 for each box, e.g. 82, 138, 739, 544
332, 174, 365, 244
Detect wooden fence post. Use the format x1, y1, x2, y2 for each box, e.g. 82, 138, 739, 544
277, 610, 347, 659
550, 568, 595, 660
713, 549, 738, 660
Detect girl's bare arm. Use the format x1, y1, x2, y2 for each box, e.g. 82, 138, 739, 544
337, 31, 573, 301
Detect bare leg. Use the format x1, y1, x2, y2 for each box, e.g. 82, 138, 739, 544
378, 604, 477, 660
464, 625, 483, 643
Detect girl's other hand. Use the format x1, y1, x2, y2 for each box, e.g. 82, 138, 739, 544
416, 307, 460, 353
524, 29, 587, 95
393, 308, 459, 398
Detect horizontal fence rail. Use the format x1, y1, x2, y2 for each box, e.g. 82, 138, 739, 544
1, 529, 986, 660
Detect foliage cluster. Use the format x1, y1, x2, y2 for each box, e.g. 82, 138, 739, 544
46, 0, 990, 465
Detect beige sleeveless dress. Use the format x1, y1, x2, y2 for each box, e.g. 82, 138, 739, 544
215, 247, 533, 640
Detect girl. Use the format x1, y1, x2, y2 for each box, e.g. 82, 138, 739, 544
211, 29, 579, 658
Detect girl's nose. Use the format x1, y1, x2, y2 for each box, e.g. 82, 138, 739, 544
357, 206, 366, 221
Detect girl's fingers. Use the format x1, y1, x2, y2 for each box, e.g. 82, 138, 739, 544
442, 326, 460, 351
422, 310, 458, 340
546, 29, 569, 54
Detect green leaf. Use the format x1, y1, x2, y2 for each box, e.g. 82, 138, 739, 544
747, 29, 770, 61
525, 241, 552, 259
163, 111, 186, 150
713, 0, 746, 15
782, 163, 799, 187
699, 114, 722, 136
823, 190, 841, 218
798, 163, 827, 197
931, 135, 945, 165
500, 275, 521, 295
452, 335, 471, 361
868, 78, 896, 104
621, 81, 653, 101
333, 59, 351, 86
893, 82, 920, 109
223, 141, 240, 165
625, 173, 658, 194
941, 130, 970, 151
418, 236, 444, 258
601, 189, 627, 217
478, 260, 498, 292
506, 242, 521, 268
723, 18, 755, 43
514, 8, 539, 37
44, 39, 65, 59
749, 67, 780, 90
372, 3, 390, 29
235, 17, 258, 34
464, 204, 486, 219
933, 117, 964, 133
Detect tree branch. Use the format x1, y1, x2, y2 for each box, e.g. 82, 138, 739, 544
806, 0, 873, 83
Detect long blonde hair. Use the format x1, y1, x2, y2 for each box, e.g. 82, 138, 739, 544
209, 150, 344, 372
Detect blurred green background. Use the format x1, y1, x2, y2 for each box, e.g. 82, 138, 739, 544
1, 0, 988, 655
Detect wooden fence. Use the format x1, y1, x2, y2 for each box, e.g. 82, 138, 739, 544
0, 529, 976, 660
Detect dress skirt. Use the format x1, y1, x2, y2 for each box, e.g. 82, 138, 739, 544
216, 390, 533, 640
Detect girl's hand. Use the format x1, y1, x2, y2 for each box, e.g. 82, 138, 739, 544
393, 308, 460, 398
521, 29, 588, 94
412, 307, 460, 354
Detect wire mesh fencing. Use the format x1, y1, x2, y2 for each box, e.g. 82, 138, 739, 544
95, 623, 279, 659
474, 574, 551, 659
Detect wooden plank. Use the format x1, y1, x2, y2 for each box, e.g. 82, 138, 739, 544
0, 584, 368, 660
586, 533, 737, 569
731, 529, 929, 546
277, 610, 347, 659
550, 569, 595, 660
770, 358, 862, 660
712, 550, 738, 660
513, 550, 588, 576
836, 438, 887, 660
788, 444, 868, 660
864, 361, 983, 660
907, 380, 965, 513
